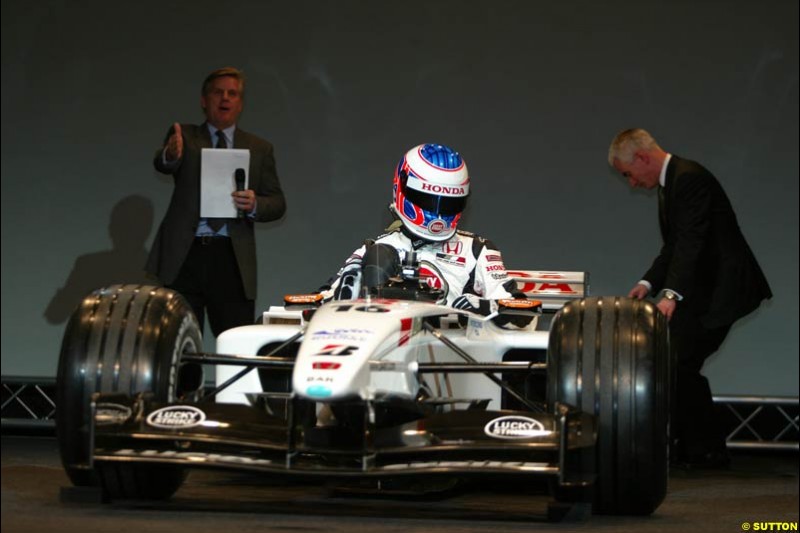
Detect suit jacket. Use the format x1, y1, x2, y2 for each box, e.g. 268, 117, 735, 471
643, 155, 771, 328
145, 123, 286, 300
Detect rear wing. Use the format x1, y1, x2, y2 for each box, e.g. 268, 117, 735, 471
507, 270, 589, 311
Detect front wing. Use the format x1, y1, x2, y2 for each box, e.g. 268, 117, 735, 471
89, 393, 596, 486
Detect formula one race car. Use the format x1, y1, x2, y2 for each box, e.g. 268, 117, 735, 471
56, 246, 670, 516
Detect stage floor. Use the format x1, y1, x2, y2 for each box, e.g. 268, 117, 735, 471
2, 435, 797, 532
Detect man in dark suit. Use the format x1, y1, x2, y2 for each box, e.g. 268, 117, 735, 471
146, 67, 286, 337
608, 128, 771, 468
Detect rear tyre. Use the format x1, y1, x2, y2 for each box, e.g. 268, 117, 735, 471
547, 297, 670, 515
56, 284, 201, 497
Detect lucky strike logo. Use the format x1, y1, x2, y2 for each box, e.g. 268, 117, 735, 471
427, 219, 447, 234
484, 416, 550, 439
146, 406, 206, 429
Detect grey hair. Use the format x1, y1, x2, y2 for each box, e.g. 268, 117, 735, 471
608, 128, 662, 166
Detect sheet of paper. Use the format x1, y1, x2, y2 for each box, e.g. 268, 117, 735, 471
200, 148, 250, 218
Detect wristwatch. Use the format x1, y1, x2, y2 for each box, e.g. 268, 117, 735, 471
663, 289, 678, 301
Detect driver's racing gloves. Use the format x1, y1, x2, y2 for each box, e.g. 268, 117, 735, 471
452, 294, 494, 328
452, 294, 495, 316
452, 294, 534, 329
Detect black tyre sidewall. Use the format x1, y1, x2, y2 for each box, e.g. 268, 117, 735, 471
547, 296, 670, 515
56, 285, 201, 489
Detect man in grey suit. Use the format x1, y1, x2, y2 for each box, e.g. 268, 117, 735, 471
146, 67, 286, 337
609, 128, 771, 468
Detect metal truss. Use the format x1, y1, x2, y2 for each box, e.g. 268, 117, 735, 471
1, 377, 56, 430
714, 395, 799, 451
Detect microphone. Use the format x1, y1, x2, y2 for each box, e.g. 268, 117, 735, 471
234, 168, 246, 218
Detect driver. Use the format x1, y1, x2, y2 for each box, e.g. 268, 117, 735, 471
322, 143, 529, 325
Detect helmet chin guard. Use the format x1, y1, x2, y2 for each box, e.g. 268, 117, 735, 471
392, 144, 469, 242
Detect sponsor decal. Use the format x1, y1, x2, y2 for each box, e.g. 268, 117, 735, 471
443, 241, 463, 255
484, 416, 550, 439
467, 318, 484, 337
420, 183, 466, 195
284, 293, 323, 304
306, 376, 334, 383
427, 219, 447, 234
490, 272, 509, 280
508, 271, 579, 295
112, 449, 276, 467
485, 254, 502, 263
314, 344, 359, 356
485, 264, 506, 272
420, 261, 449, 294
436, 252, 466, 266
146, 405, 206, 429
107, 451, 546, 473
498, 298, 540, 309
312, 362, 341, 370
306, 385, 332, 398
405, 173, 469, 197
95, 403, 132, 426
398, 317, 421, 346
311, 328, 373, 341
533, 283, 576, 293
381, 460, 549, 471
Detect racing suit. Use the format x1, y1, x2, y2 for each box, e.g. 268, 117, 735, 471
322, 226, 519, 306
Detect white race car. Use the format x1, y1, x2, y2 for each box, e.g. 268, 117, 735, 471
56, 247, 670, 516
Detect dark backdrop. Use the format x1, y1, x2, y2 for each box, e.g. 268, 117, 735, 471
2, 0, 797, 395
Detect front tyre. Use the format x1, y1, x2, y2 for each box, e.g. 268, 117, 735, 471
547, 297, 670, 515
56, 284, 201, 498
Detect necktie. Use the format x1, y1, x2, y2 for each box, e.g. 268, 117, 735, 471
657, 186, 668, 237
216, 131, 227, 149
207, 131, 228, 232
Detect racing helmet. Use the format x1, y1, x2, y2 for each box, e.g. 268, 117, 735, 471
391, 143, 469, 241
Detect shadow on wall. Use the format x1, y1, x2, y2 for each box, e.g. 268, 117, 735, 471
44, 195, 159, 324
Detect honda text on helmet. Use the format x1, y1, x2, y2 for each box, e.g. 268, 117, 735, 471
391, 143, 470, 242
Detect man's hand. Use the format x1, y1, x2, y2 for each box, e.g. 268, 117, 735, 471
165, 122, 183, 161
657, 297, 677, 321
628, 283, 650, 300
232, 189, 256, 213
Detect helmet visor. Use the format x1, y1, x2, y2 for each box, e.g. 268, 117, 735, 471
403, 185, 467, 217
